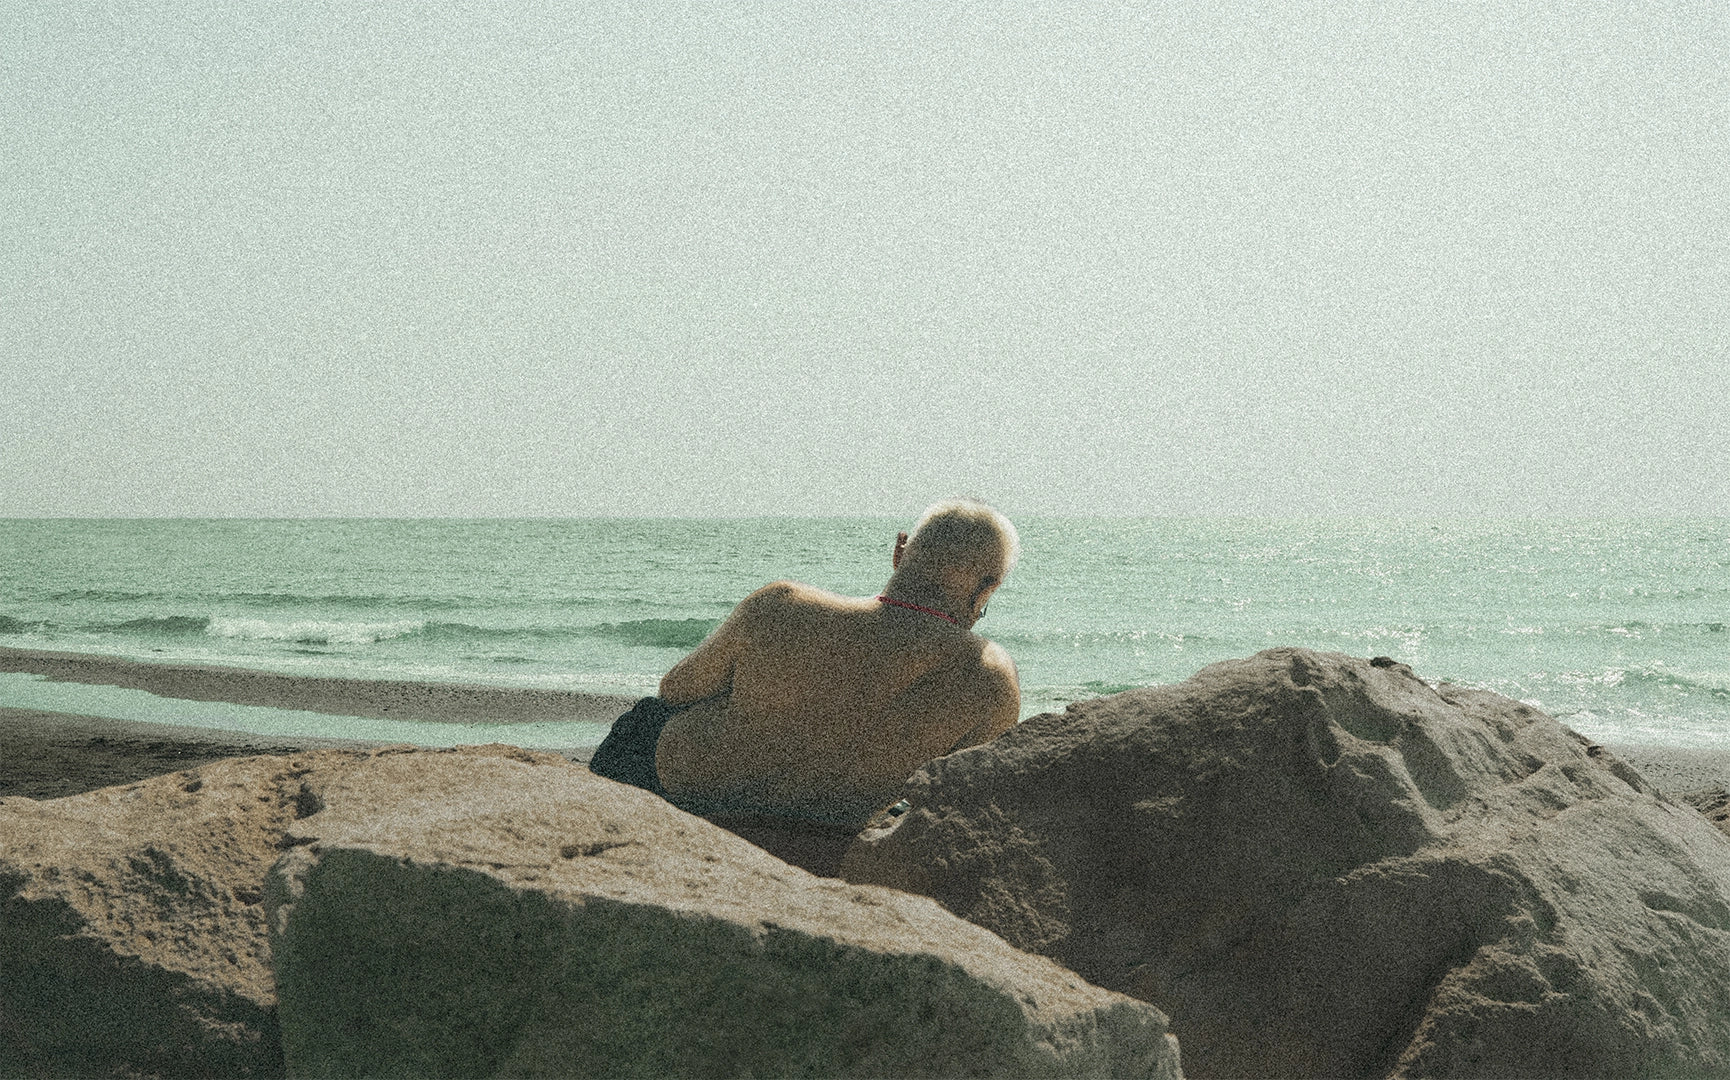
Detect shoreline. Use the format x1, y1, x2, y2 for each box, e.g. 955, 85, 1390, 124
4, 716, 1727, 815
0, 646, 628, 800
4, 646, 1728, 809
0, 645, 637, 725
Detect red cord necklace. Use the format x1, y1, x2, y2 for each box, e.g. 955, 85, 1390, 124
877, 595, 957, 624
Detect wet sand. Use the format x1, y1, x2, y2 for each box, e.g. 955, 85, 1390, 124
1, 646, 628, 800
0, 646, 636, 725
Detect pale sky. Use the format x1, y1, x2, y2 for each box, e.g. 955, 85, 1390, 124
4, 2, 1726, 518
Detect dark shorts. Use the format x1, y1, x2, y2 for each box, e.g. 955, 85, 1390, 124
588, 698, 875, 875
588, 696, 683, 797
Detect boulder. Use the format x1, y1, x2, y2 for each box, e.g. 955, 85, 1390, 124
1683, 788, 1730, 842
3, 742, 1179, 1078
842, 648, 1730, 1079
266, 748, 1181, 1078
0, 746, 383, 1078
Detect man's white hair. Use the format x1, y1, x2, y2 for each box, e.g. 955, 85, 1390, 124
905, 498, 1020, 577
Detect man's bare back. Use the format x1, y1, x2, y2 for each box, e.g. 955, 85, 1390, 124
587, 500, 1022, 827
655, 579, 1019, 824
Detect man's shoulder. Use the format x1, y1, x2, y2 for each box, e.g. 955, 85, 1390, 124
975, 637, 1017, 676
896, 634, 1019, 742
914, 633, 1018, 694
742, 579, 843, 603
964, 638, 1020, 695
737, 581, 856, 619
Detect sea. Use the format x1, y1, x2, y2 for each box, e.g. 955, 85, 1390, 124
2, 518, 1727, 750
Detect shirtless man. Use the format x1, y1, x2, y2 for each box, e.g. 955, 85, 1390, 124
589, 499, 1020, 827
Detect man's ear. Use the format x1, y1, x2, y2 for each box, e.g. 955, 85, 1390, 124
893, 531, 909, 569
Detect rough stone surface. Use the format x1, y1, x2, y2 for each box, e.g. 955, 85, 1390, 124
842, 648, 1730, 1080
0, 746, 391, 1078
1683, 788, 1730, 842
265, 750, 1180, 1079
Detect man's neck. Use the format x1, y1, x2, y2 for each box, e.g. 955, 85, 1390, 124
880, 572, 965, 625
878, 595, 957, 623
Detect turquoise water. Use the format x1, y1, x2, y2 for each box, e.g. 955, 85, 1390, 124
2, 518, 1727, 748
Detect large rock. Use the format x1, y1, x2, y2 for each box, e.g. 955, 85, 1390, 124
842, 648, 1730, 1079
0, 747, 382, 1077
1684, 788, 1730, 842
3, 743, 1179, 1077
266, 749, 1180, 1078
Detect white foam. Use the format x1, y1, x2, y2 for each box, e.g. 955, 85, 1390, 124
206, 617, 425, 646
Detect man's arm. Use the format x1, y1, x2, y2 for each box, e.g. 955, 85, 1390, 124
658, 582, 784, 705
873, 638, 1021, 769
659, 615, 744, 706
943, 640, 1020, 752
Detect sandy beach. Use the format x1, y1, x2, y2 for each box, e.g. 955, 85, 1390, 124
0, 646, 633, 800
0, 645, 636, 725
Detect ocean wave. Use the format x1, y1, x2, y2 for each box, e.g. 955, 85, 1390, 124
403, 619, 719, 650
3, 613, 213, 638
1581, 621, 1730, 636
410, 622, 520, 643
206, 617, 426, 646
225, 592, 471, 611
1549, 665, 1730, 699
1621, 666, 1730, 698
37, 588, 476, 611
579, 618, 720, 650
45, 589, 165, 602
412, 622, 585, 644
176, 617, 727, 650
1078, 679, 1145, 695
993, 628, 1213, 649
92, 615, 213, 636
